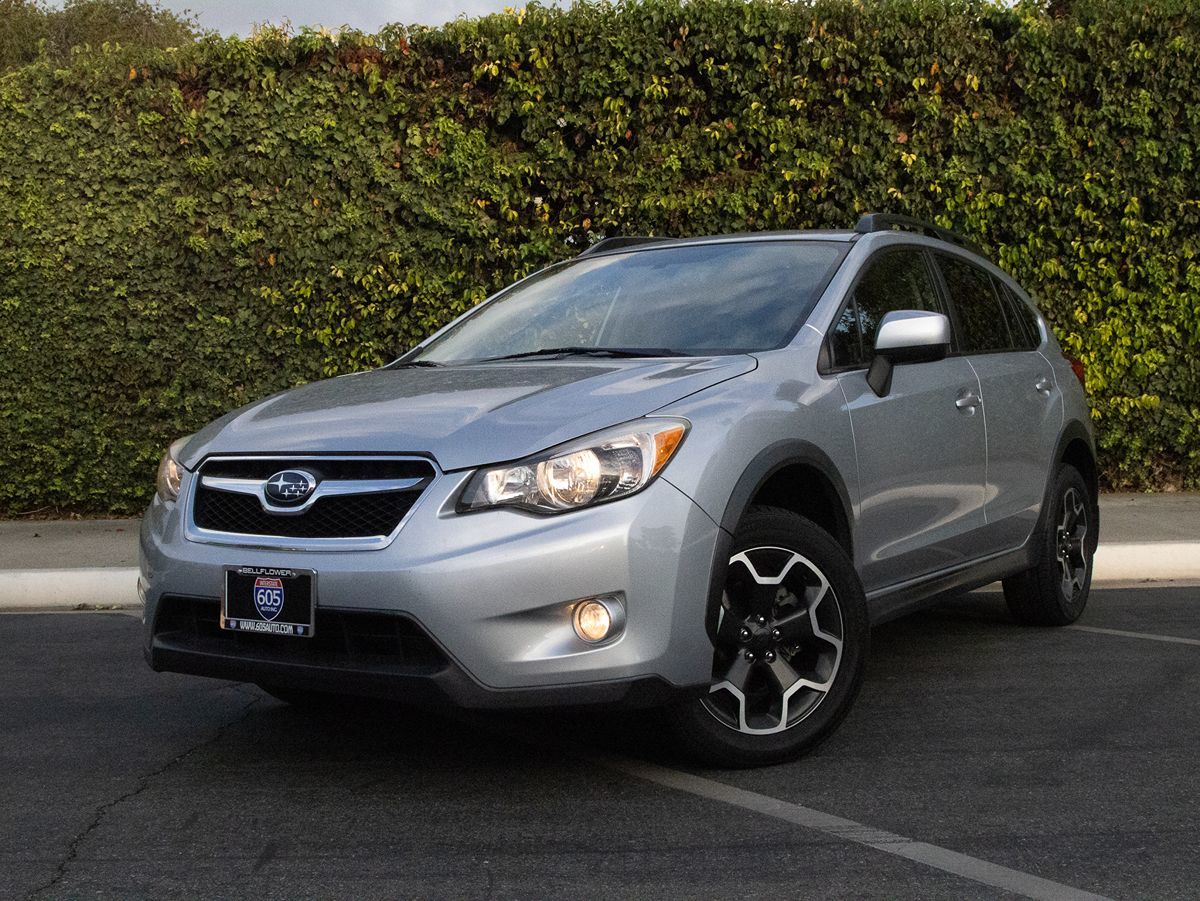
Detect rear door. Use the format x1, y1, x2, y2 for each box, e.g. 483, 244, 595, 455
828, 247, 988, 593
933, 253, 1062, 552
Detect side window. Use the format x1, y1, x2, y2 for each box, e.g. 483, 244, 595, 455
936, 254, 1012, 353
997, 281, 1042, 351
828, 303, 862, 367
830, 249, 942, 368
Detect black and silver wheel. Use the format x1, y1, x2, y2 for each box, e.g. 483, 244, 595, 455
1003, 464, 1097, 626
670, 506, 869, 767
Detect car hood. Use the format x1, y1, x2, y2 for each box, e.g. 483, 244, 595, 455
181, 356, 756, 471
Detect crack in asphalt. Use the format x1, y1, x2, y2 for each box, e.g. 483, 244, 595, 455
26, 685, 264, 901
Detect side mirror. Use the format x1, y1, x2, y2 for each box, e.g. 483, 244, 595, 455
867, 310, 951, 397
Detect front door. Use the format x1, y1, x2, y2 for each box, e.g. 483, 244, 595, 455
826, 247, 988, 593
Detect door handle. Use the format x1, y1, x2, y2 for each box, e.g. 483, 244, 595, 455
1035, 377, 1052, 396
955, 389, 981, 411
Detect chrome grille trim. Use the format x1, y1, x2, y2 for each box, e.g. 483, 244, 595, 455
200, 475, 428, 516
183, 455, 440, 551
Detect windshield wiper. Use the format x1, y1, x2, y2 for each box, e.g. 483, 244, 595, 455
387, 359, 443, 369
475, 346, 692, 362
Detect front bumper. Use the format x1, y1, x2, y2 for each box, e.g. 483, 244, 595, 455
141, 468, 720, 708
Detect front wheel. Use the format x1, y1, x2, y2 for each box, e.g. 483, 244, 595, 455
669, 506, 869, 768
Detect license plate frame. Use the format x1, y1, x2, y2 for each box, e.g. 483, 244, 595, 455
221, 566, 317, 638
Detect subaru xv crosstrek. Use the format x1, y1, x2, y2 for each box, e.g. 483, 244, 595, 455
141, 214, 1098, 767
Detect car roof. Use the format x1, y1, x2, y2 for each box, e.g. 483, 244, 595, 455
578, 226, 1004, 280
579, 231, 857, 256
580, 214, 984, 260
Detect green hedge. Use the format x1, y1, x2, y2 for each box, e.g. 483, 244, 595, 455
1, 0, 1198, 515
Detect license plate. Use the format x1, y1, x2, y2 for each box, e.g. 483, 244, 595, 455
222, 566, 316, 638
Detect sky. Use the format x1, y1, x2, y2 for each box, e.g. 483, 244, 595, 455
157, 0, 561, 33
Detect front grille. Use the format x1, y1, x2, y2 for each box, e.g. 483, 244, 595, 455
194, 489, 417, 538
191, 456, 434, 540
154, 596, 447, 672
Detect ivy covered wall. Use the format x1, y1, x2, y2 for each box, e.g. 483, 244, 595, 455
1, 0, 1196, 513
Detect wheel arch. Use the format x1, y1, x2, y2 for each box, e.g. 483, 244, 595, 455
1060, 433, 1098, 500
1052, 419, 1097, 496
717, 441, 855, 553
705, 441, 856, 641
1037, 419, 1100, 549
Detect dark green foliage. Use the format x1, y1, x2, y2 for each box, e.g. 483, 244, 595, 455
0, 0, 47, 70
1, 0, 1197, 515
0, 0, 199, 70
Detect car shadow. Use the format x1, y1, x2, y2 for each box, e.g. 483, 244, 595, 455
233, 590, 1020, 774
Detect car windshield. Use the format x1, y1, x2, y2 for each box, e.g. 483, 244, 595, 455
405, 240, 846, 364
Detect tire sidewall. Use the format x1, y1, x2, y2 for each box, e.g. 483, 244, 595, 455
1042, 464, 1095, 621
671, 506, 869, 767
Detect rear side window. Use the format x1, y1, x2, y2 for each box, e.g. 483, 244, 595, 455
935, 254, 1012, 353
996, 281, 1042, 351
830, 249, 943, 368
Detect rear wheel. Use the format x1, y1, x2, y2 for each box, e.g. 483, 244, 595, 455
670, 506, 869, 767
1002, 464, 1096, 626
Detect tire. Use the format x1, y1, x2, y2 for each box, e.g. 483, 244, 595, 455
1002, 464, 1097, 626
669, 505, 869, 768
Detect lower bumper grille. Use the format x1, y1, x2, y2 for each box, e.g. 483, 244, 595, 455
153, 596, 447, 672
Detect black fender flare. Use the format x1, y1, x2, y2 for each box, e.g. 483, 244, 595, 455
703, 440, 856, 641
1031, 418, 1099, 558
1050, 418, 1097, 480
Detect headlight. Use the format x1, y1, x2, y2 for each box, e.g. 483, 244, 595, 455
155, 436, 191, 502
459, 419, 688, 514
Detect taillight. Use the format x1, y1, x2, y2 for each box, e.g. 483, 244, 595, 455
1067, 357, 1086, 388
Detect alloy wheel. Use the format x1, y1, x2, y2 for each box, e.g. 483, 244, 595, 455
1056, 486, 1089, 600
702, 547, 844, 735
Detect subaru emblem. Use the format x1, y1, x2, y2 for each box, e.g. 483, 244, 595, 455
263, 469, 318, 506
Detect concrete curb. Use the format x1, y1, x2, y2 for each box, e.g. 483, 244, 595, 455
0, 567, 139, 610
1093, 542, 1198, 583
0, 542, 1197, 611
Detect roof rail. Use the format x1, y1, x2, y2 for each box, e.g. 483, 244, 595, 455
577, 236, 670, 257
854, 213, 980, 253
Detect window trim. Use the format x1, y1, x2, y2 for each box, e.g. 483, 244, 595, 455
996, 279, 1044, 352
931, 251, 1042, 358
992, 277, 1031, 350
819, 244, 950, 375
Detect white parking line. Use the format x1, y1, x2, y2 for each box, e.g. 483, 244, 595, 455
601, 756, 1112, 901
1067, 624, 1200, 647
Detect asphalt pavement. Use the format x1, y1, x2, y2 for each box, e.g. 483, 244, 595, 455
3, 585, 1198, 900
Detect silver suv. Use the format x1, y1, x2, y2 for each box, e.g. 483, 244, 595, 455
141, 214, 1098, 767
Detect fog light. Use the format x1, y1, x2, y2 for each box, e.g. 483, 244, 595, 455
572, 595, 624, 644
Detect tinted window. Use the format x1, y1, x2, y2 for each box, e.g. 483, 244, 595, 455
830, 249, 942, 367
997, 281, 1042, 351
936, 254, 1012, 353
414, 241, 846, 362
